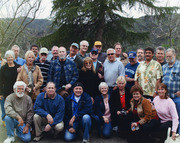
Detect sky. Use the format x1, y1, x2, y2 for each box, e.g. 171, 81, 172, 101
0, 0, 179, 19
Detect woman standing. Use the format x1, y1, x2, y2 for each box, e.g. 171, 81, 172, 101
0, 50, 20, 125
153, 83, 179, 142
17, 50, 43, 103
94, 82, 112, 138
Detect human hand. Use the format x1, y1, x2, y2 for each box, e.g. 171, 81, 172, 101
69, 116, 75, 126
0, 95, 4, 100
18, 117, 24, 126
175, 91, 180, 97
23, 124, 29, 134
98, 73, 103, 79
17, 66, 22, 73
103, 116, 109, 123
131, 122, 137, 131
91, 97, 94, 104
46, 114, 54, 124
117, 111, 121, 115
171, 132, 176, 140
113, 86, 117, 91
65, 84, 72, 90
69, 128, 76, 133
33, 87, 36, 93
44, 124, 52, 132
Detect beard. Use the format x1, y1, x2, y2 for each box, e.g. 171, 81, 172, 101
59, 55, 66, 60
16, 91, 24, 98
166, 56, 175, 64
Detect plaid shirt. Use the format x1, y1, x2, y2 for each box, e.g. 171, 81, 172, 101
47, 58, 79, 91
162, 60, 180, 98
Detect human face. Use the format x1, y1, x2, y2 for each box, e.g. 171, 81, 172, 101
85, 61, 92, 70
129, 58, 137, 65
31, 46, 38, 56
94, 45, 102, 53
145, 50, 153, 61
26, 53, 35, 65
80, 42, 88, 52
12, 47, 19, 58
46, 83, 56, 98
52, 46, 59, 58
117, 80, 126, 90
39, 53, 47, 62
107, 50, 115, 62
15, 85, 25, 98
115, 45, 122, 55
100, 86, 108, 95
133, 91, 142, 101
137, 49, 144, 61
7, 55, 14, 64
156, 50, 165, 61
158, 87, 166, 99
70, 46, 78, 56
73, 86, 83, 97
166, 51, 176, 65
90, 52, 98, 61
59, 47, 67, 60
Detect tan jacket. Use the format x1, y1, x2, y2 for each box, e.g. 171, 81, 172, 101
129, 97, 157, 125
17, 65, 43, 100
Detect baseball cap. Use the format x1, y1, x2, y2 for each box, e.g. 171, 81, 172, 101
71, 43, 79, 49
94, 41, 102, 46
128, 51, 137, 59
39, 47, 48, 55
91, 49, 98, 54
73, 82, 84, 90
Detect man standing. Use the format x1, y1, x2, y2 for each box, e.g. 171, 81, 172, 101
64, 82, 93, 143
136, 48, 145, 63
135, 47, 162, 100
47, 46, 78, 93
162, 48, 180, 134
125, 51, 139, 89
30, 44, 39, 60
94, 41, 107, 63
33, 82, 65, 141
104, 48, 125, 95
4, 81, 33, 143
51, 46, 59, 61
156, 46, 166, 66
34, 47, 50, 92
77, 40, 89, 60
67, 43, 83, 71
11, 45, 26, 66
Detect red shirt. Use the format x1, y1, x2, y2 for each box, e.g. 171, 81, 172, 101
120, 93, 126, 109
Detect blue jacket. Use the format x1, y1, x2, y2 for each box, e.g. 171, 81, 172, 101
47, 58, 79, 91
64, 92, 93, 130
34, 92, 65, 127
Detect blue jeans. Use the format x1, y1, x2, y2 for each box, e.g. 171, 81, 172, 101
4, 116, 31, 142
0, 97, 5, 121
173, 97, 180, 134
64, 114, 91, 141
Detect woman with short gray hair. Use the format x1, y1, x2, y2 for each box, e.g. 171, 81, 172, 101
0, 50, 20, 126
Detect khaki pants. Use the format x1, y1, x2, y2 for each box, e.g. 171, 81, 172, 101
33, 114, 64, 136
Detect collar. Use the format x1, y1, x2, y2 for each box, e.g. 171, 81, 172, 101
44, 92, 56, 99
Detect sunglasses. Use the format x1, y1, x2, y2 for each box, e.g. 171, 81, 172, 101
107, 53, 115, 56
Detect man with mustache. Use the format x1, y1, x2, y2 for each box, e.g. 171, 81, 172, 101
47, 46, 78, 95
135, 47, 162, 100
136, 48, 145, 63
3, 81, 33, 143
51, 46, 59, 61
162, 48, 180, 134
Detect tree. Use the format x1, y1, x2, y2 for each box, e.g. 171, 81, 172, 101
0, 0, 42, 53
41, 0, 178, 49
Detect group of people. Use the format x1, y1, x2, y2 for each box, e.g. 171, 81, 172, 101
0, 41, 179, 143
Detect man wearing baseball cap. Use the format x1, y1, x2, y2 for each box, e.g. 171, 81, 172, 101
94, 41, 107, 63
125, 51, 139, 89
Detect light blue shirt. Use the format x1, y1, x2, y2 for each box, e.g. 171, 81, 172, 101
14, 57, 26, 66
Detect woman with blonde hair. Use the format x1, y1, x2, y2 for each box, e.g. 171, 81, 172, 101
17, 50, 43, 103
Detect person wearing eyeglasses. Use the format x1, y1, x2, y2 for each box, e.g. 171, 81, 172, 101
77, 40, 89, 60
103, 48, 125, 96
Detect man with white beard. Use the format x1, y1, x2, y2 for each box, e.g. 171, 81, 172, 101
162, 48, 180, 134
47, 46, 78, 94
3, 81, 33, 143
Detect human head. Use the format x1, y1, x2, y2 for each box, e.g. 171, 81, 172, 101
107, 48, 116, 62
145, 47, 154, 61
46, 82, 56, 98
51, 46, 59, 59
73, 82, 84, 97
114, 42, 122, 56
90, 49, 98, 61
25, 50, 35, 65
11, 45, 20, 58
70, 43, 79, 57
157, 83, 169, 99
116, 76, 126, 90
13, 81, 26, 98
80, 40, 89, 53
165, 48, 176, 65
128, 51, 137, 65
58, 46, 67, 60
5, 50, 15, 63
39, 47, 48, 62
130, 85, 143, 101
30, 44, 39, 57
156, 46, 166, 62
136, 48, 144, 62
94, 41, 102, 54
99, 82, 109, 95
82, 57, 95, 73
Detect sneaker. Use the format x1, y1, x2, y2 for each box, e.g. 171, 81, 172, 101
82, 139, 89, 143
3, 137, 15, 143
33, 135, 43, 142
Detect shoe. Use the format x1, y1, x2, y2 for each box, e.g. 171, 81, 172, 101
2, 121, 6, 127
82, 139, 89, 143
33, 135, 43, 142
3, 137, 15, 143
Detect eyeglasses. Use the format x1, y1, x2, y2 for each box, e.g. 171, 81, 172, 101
107, 53, 115, 56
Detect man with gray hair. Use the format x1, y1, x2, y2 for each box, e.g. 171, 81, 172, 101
156, 46, 166, 66
77, 40, 89, 60
162, 48, 180, 134
3, 81, 33, 143
103, 48, 125, 95
51, 46, 59, 61
11, 45, 26, 66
